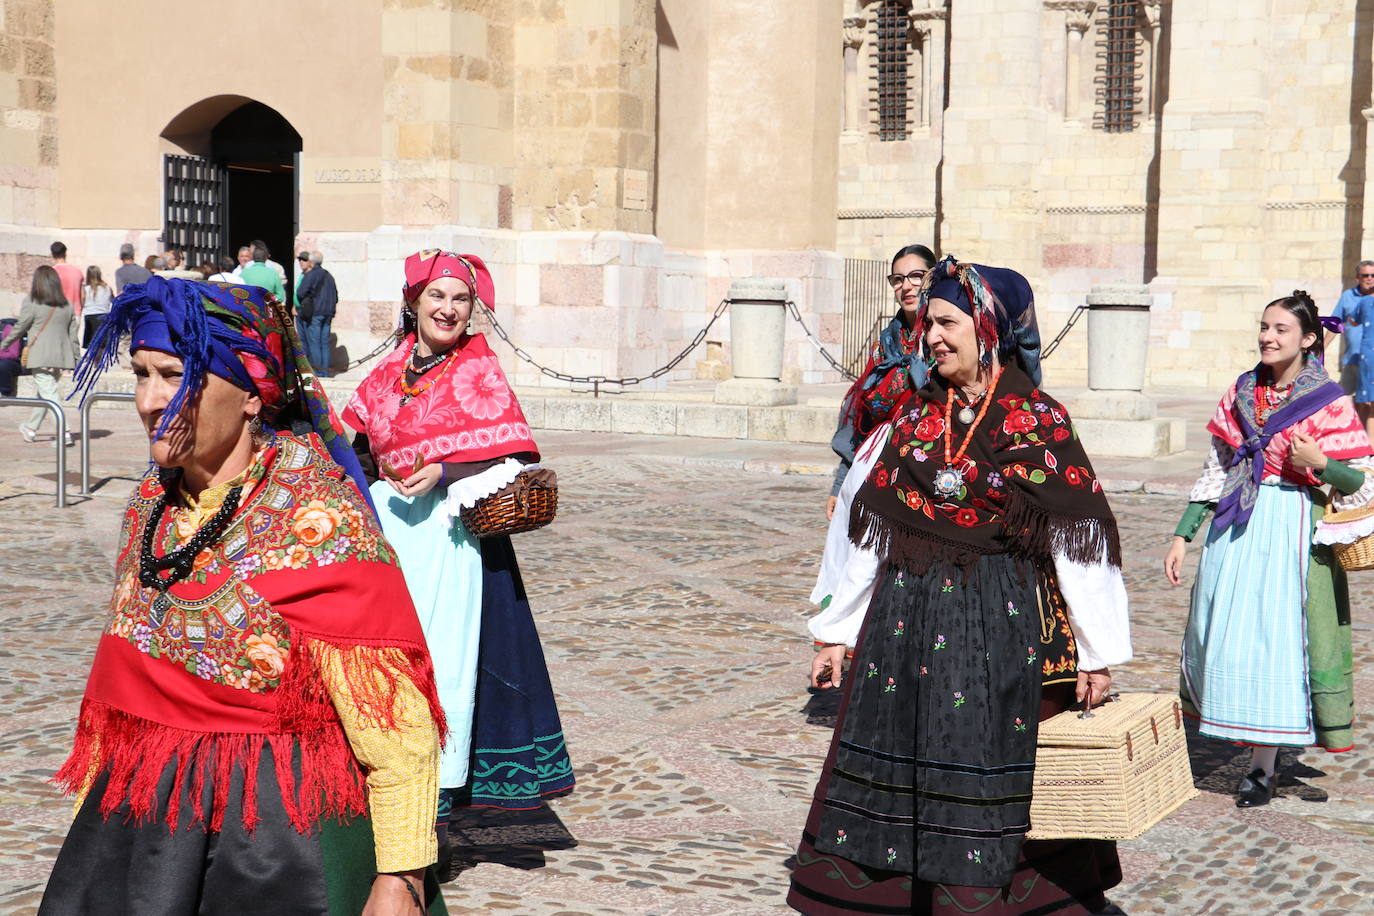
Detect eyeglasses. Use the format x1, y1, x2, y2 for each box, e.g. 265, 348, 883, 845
1360, 273, 1374, 279
886, 270, 928, 288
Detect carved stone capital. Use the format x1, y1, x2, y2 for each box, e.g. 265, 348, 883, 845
1045, 1, 1098, 33
1141, 0, 1162, 29
910, 0, 949, 24
843, 16, 866, 49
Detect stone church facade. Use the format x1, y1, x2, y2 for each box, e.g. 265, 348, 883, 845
1, 0, 1369, 391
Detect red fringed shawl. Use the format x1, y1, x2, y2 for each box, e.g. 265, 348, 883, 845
55, 435, 446, 833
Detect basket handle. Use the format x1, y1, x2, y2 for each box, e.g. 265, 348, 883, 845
1077, 685, 1118, 719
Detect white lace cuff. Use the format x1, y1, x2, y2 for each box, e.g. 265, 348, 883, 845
442, 458, 533, 517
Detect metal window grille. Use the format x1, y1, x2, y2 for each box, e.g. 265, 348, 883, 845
871, 1, 911, 141
163, 154, 226, 268
1094, 0, 1141, 132
842, 258, 893, 375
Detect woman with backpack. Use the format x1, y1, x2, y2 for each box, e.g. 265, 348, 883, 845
1, 264, 80, 445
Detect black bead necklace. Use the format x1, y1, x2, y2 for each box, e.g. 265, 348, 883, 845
138, 486, 244, 594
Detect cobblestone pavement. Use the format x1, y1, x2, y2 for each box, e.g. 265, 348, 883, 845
0, 410, 1371, 915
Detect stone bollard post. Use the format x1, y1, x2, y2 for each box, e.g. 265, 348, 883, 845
1068, 283, 1186, 458
1086, 283, 1152, 393
714, 278, 798, 406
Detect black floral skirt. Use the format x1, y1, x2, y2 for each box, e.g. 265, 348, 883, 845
788, 554, 1119, 913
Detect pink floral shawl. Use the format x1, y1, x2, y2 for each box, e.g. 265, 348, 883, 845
342, 333, 539, 469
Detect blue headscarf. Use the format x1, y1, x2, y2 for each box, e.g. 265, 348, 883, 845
74, 276, 375, 511
921, 256, 1042, 385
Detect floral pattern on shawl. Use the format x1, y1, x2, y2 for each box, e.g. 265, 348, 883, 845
1209, 358, 1370, 530
343, 332, 539, 468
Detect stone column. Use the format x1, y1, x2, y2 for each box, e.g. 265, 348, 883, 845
1363, 105, 1374, 258
1070, 284, 1185, 457
1153, 0, 1270, 391
910, 1, 948, 131
657, 0, 843, 386
842, 16, 866, 139
1142, 0, 1162, 122
1048, 0, 1096, 123
939, 0, 1045, 276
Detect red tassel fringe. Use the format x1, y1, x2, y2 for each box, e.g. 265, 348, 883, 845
54, 635, 445, 834
53, 700, 366, 834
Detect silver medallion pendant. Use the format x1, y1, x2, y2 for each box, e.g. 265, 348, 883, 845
933, 465, 965, 499
957, 405, 976, 425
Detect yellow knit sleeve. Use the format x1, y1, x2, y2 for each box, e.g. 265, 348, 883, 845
316, 642, 440, 873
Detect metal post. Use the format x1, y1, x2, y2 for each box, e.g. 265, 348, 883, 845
0, 396, 68, 507
79, 392, 138, 495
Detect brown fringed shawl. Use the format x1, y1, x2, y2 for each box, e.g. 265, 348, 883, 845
850, 365, 1120, 573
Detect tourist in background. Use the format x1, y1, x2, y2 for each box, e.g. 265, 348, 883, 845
208, 255, 239, 283
0, 317, 21, 397
249, 238, 288, 286
50, 241, 84, 317
232, 244, 252, 275
0, 265, 79, 445
114, 243, 151, 293
1330, 259, 1374, 399
296, 250, 339, 377
1165, 291, 1371, 807
238, 243, 286, 301
825, 243, 937, 520
80, 265, 113, 348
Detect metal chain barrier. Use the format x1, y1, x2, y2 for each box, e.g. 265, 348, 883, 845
785, 299, 858, 381
482, 298, 731, 397
342, 333, 401, 372
354, 299, 1089, 389
1040, 305, 1089, 360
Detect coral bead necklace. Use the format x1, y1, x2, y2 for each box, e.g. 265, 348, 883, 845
933, 366, 1004, 499
398, 340, 458, 406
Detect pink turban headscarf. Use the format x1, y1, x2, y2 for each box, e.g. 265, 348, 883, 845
401, 249, 495, 309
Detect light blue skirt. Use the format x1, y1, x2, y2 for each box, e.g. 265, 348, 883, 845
1182, 483, 1316, 746
371, 481, 483, 788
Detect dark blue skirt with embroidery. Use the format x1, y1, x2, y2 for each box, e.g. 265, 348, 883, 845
450, 535, 575, 809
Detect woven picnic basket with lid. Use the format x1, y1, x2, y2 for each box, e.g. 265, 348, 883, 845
1027, 692, 1196, 840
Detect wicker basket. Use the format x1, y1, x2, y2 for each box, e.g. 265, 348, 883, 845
1322, 500, 1374, 571
459, 469, 558, 538
1027, 692, 1197, 840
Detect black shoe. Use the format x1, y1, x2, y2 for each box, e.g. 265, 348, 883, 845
1235, 767, 1276, 808
1094, 905, 1128, 916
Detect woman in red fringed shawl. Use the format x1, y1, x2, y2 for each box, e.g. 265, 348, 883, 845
826, 244, 937, 521
790, 256, 1133, 916
1165, 292, 1373, 808
343, 250, 575, 881
41, 277, 448, 916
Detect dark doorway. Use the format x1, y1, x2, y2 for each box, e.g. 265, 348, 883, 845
211, 102, 301, 299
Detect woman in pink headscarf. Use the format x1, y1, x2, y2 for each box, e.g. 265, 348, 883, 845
343, 250, 576, 881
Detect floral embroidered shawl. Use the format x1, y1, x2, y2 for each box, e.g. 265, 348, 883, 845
1209, 357, 1370, 531
343, 332, 538, 470
55, 435, 446, 833
850, 365, 1121, 572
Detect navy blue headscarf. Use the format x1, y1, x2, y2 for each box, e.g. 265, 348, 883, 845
920, 256, 1042, 385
